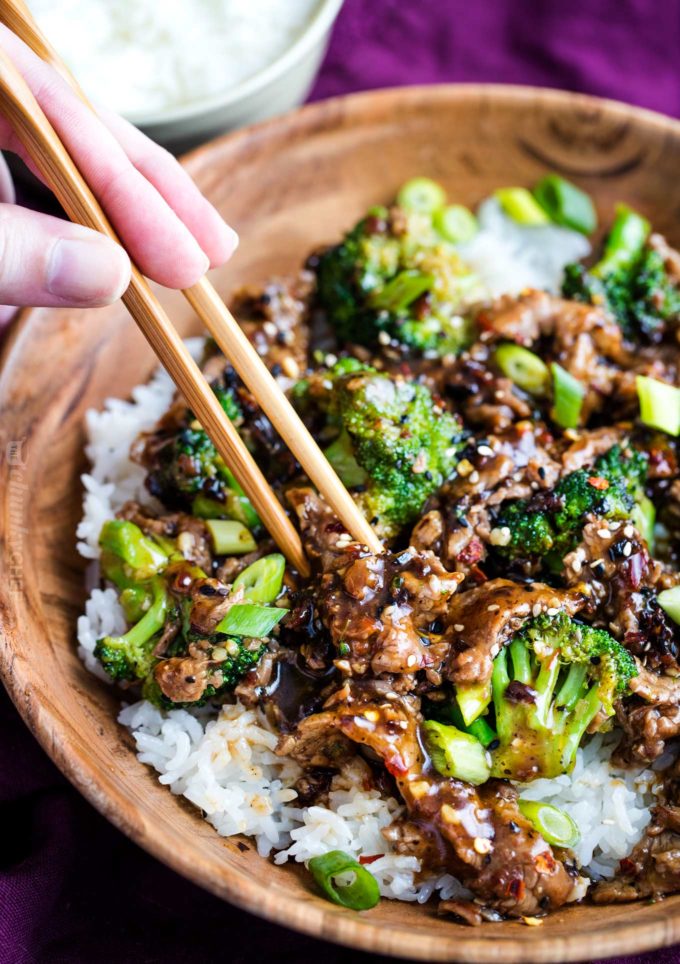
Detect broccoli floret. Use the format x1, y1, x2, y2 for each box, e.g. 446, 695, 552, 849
495, 444, 648, 562
562, 205, 680, 341
315, 206, 480, 356
490, 612, 637, 780
145, 388, 258, 528
302, 362, 464, 537
144, 634, 268, 710
95, 579, 170, 682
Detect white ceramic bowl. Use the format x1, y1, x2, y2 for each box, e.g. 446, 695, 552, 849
129, 0, 345, 152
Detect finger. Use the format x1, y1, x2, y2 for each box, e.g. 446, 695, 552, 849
0, 26, 209, 289
0, 203, 130, 307
0, 153, 15, 204
100, 108, 238, 268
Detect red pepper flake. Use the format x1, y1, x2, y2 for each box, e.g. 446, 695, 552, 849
534, 851, 557, 875
359, 854, 383, 865
620, 857, 637, 877
458, 538, 484, 566
506, 877, 526, 902
587, 476, 609, 491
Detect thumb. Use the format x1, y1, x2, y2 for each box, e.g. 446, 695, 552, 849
0, 203, 131, 308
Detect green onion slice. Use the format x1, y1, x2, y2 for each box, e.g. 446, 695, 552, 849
657, 586, 680, 625
233, 553, 286, 603
495, 187, 550, 226
369, 269, 433, 312
636, 375, 680, 437
532, 175, 597, 235
632, 495, 656, 551
551, 363, 585, 429
324, 430, 368, 488
216, 603, 285, 638
518, 799, 580, 848
205, 519, 257, 555
308, 850, 380, 910
433, 204, 479, 243
495, 343, 550, 396
422, 720, 491, 785
593, 204, 650, 278
396, 176, 447, 214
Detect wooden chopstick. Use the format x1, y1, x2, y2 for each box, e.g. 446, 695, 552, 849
0, 0, 384, 556
0, 43, 311, 576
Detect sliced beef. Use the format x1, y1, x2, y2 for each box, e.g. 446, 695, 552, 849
615, 665, 680, 765
279, 686, 576, 918
444, 579, 586, 687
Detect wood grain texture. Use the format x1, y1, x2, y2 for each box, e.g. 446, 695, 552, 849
2, 85, 680, 962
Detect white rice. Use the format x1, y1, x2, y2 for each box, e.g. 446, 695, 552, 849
30, 0, 321, 117
76, 216, 655, 902
460, 197, 591, 298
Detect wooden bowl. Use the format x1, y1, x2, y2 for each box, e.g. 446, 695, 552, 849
2, 85, 680, 962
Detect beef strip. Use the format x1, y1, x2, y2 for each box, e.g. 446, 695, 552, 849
277, 686, 577, 919
614, 665, 680, 766
287, 487, 462, 685
444, 579, 586, 688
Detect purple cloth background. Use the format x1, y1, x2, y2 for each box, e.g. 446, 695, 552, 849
3, 1, 680, 961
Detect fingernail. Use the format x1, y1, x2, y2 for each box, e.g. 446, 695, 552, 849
47, 237, 130, 304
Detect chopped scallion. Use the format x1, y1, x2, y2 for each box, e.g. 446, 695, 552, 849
532, 174, 597, 235
233, 553, 286, 603
494, 343, 550, 396
636, 375, 680, 437
518, 799, 580, 848
308, 850, 380, 910
433, 204, 478, 244
551, 363, 585, 429
657, 586, 680, 625
216, 603, 285, 638
593, 204, 650, 278
397, 176, 446, 214
422, 719, 491, 785
495, 187, 550, 226
205, 519, 257, 555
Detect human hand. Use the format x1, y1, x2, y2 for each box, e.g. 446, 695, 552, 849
0, 24, 238, 329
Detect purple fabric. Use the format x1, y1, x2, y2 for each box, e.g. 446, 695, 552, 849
3, 1, 680, 961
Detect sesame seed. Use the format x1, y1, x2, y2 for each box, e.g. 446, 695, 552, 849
547, 607, 559, 616
622, 541, 632, 557
572, 559, 582, 574
473, 837, 492, 855
469, 470, 480, 484
477, 445, 493, 457
441, 804, 460, 825
597, 528, 611, 539
324, 352, 338, 367
263, 321, 277, 338
454, 623, 465, 632
623, 525, 635, 539
487, 603, 500, 612
406, 653, 418, 667
457, 459, 474, 477
532, 604, 543, 617
377, 331, 391, 346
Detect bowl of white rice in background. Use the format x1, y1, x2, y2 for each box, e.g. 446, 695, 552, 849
29, 0, 345, 150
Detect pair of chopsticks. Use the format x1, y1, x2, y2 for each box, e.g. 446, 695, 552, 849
0, 0, 383, 576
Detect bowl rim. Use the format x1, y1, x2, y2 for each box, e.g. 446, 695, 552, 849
124, 0, 345, 128
4, 83, 680, 963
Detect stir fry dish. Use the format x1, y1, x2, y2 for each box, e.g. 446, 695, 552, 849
80, 174, 680, 924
